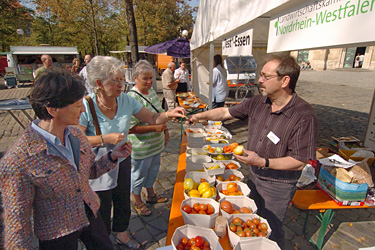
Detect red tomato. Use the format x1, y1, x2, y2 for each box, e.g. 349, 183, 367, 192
180, 237, 189, 246
199, 204, 208, 212
232, 217, 242, 225
195, 236, 204, 247
188, 238, 196, 246
176, 244, 184, 250
252, 218, 260, 226
182, 205, 192, 214
198, 210, 206, 215
227, 182, 238, 193
193, 203, 200, 212
206, 204, 214, 215
258, 222, 268, 232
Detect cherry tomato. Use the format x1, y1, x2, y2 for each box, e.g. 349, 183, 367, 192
188, 238, 196, 246
199, 204, 207, 211
232, 217, 242, 225
258, 231, 267, 237
206, 204, 214, 215
252, 218, 260, 225
190, 246, 201, 250
227, 182, 238, 193
252, 227, 260, 235
180, 237, 189, 246
229, 223, 237, 232
237, 231, 246, 237
182, 205, 192, 214
195, 236, 204, 247
258, 222, 268, 232
176, 244, 184, 250
203, 240, 209, 248
193, 203, 200, 212
198, 210, 206, 215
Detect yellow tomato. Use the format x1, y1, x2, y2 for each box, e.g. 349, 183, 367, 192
201, 188, 213, 198
183, 178, 195, 190
198, 182, 210, 195
189, 189, 201, 197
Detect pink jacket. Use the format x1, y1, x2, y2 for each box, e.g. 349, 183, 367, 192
0, 125, 117, 249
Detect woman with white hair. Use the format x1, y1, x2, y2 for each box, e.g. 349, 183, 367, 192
78, 56, 185, 249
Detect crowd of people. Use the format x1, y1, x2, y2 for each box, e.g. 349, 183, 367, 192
0, 53, 317, 250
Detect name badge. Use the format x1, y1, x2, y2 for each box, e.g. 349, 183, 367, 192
267, 131, 280, 145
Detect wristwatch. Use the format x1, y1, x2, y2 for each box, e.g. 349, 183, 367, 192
263, 158, 270, 169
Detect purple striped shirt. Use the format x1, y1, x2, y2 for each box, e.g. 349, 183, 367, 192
229, 94, 318, 182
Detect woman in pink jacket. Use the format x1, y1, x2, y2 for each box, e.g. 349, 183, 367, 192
0, 69, 132, 250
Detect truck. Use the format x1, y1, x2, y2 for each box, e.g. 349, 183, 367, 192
6, 46, 79, 82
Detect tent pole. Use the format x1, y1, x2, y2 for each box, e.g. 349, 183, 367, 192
208, 42, 214, 110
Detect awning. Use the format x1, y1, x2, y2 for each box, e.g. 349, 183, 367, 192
10, 46, 79, 55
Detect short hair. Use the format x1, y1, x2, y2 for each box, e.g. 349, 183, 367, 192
214, 54, 223, 67
29, 68, 86, 120
167, 62, 175, 68
72, 58, 80, 64
86, 56, 125, 91
133, 60, 154, 78
41, 54, 51, 62
265, 53, 300, 92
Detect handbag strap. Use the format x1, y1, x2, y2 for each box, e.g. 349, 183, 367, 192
84, 96, 102, 135
130, 90, 160, 113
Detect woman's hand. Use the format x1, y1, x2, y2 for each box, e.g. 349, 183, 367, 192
155, 124, 168, 132
167, 107, 186, 119
111, 141, 132, 161
103, 133, 125, 145
164, 130, 170, 146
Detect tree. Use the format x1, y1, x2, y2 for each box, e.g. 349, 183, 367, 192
0, 0, 33, 51
124, 0, 138, 67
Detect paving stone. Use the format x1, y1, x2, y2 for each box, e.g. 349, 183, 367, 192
128, 216, 145, 233
133, 228, 153, 246
146, 218, 168, 236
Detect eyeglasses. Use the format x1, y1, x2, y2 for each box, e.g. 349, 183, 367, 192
109, 78, 125, 85
259, 73, 279, 82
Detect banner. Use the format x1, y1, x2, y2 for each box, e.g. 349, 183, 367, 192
222, 28, 253, 56
268, 0, 375, 52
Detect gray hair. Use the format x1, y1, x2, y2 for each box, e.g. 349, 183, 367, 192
167, 62, 175, 68
133, 60, 154, 78
86, 56, 125, 90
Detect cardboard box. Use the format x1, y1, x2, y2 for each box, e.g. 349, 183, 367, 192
181, 197, 220, 228
227, 214, 271, 248
217, 182, 250, 199
339, 149, 375, 167
233, 237, 280, 250
216, 169, 244, 185
171, 224, 221, 250
219, 196, 257, 219
317, 166, 368, 206
185, 171, 216, 186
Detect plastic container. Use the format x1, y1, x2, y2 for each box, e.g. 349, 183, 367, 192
216, 169, 244, 184
217, 182, 251, 199
217, 160, 241, 170
219, 196, 258, 219
233, 237, 280, 250
185, 163, 205, 173
171, 224, 222, 250
181, 197, 220, 228
227, 214, 271, 248
185, 171, 216, 186
203, 162, 225, 176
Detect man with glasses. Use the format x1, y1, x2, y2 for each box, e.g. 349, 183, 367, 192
188, 53, 318, 249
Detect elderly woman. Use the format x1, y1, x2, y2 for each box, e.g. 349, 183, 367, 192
0, 69, 132, 250
77, 56, 185, 249
127, 60, 169, 217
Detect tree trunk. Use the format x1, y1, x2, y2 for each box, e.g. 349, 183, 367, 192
125, 0, 139, 67
89, 0, 99, 55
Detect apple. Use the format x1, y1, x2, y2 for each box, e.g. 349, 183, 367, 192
233, 145, 244, 155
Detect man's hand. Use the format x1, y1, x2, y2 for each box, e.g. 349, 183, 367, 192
233, 148, 265, 167
111, 141, 132, 161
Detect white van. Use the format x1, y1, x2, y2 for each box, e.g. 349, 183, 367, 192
223, 56, 257, 88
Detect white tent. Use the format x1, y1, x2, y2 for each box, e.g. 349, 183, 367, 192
190, 0, 375, 108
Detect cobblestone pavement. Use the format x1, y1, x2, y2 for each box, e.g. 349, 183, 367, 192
1, 69, 375, 250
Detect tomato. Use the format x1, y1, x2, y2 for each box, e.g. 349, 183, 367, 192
183, 178, 195, 190
236, 231, 246, 237
190, 246, 201, 250
229, 223, 237, 232
229, 174, 237, 181
259, 222, 268, 232
180, 237, 189, 246
182, 205, 192, 214
198, 182, 210, 194
233, 145, 244, 155
195, 236, 204, 247
198, 210, 206, 215
188, 238, 196, 246
199, 204, 207, 211
232, 217, 242, 225
252, 227, 260, 235
189, 189, 200, 197
176, 244, 184, 250
246, 220, 256, 229
227, 182, 238, 193
226, 163, 238, 169
206, 204, 214, 215
252, 218, 260, 226
203, 240, 209, 248
239, 207, 252, 214
220, 201, 234, 214
190, 210, 198, 214
258, 231, 267, 237
201, 188, 214, 198
193, 203, 200, 212
200, 178, 207, 183
216, 176, 224, 181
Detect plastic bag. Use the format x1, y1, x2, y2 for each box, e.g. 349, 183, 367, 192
297, 164, 317, 188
